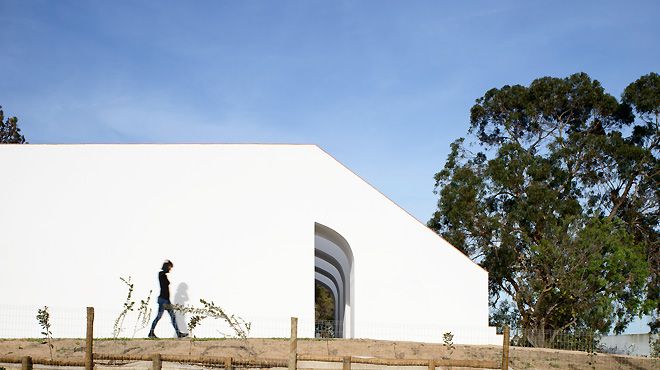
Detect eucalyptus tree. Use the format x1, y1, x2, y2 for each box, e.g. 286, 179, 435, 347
428, 73, 658, 343
0, 105, 27, 143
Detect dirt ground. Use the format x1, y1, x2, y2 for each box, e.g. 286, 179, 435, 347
0, 338, 658, 370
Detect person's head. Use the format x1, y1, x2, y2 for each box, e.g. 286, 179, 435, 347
162, 259, 173, 272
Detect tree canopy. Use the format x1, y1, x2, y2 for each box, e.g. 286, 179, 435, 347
428, 73, 659, 338
0, 106, 27, 144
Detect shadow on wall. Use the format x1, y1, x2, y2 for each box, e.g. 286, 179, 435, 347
173, 282, 189, 333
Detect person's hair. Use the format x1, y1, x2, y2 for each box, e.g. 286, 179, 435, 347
162, 259, 174, 271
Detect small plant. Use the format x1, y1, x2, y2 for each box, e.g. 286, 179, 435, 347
586, 344, 597, 370
186, 314, 207, 355
200, 299, 251, 339
36, 306, 54, 360
442, 331, 455, 358
172, 299, 251, 339
172, 298, 254, 355
113, 276, 136, 338
132, 290, 153, 338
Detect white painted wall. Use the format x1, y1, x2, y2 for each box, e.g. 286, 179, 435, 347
0, 144, 499, 344
600, 334, 653, 357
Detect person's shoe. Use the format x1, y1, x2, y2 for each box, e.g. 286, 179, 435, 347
177, 332, 189, 338
148, 332, 158, 339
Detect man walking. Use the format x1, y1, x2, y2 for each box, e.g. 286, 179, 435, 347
148, 259, 188, 338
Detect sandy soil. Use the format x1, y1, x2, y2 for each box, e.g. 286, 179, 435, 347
0, 338, 658, 370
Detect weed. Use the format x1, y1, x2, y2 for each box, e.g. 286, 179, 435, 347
171, 299, 251, 339
186, 314, 207, 355
113, 276, 136, 338
132, 289, 153, 338
172, 298, 253, 355
586, 345, 597, 370
442, 331, 455, 358
36, 306, 54, 360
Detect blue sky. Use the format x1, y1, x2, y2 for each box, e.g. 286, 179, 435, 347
1, 0, 659, 223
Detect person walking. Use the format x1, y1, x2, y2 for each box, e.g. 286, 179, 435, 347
148, 259, 188, 338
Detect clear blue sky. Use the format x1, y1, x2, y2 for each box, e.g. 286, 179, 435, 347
1, 0, 659, 222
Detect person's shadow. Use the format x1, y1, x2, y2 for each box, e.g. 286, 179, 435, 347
173, 282, 189, 334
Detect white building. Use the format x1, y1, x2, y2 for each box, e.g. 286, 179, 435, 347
0, 144, 499, 344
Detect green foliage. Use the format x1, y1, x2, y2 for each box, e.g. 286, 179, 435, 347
584, 331, 599, 370
186, 315, 207, 355
622, 72, 660, 333
187, 314, 207, 335
0, 106, 27, 143
315, 282, 335, 321
315, 282, 336, 338
113, 276, 136, 338
651, 335, 660, 358
36, 306, 54, 360
623, 72, 660, 120
132, 290, 153, 338
112, 276, 153, 338
172, 298, 251, 339
442, 331, 455, 358
429, 72, 658, 339
490, 301, 519, 332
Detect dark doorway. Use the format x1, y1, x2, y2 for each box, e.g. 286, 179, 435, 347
315, 281, 335, 338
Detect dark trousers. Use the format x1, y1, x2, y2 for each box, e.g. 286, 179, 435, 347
149, 297, 180, 334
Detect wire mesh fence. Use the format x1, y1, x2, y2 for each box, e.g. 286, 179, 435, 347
0, 305, 499, 344
314, 319, 340, 338
2, 305, 660, 370
509, 328, 601, 352
508, 327, 659, 357
0, 304, 655, 352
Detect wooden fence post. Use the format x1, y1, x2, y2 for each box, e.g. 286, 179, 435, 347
85, 307, 94, 370
342, 356, 351, 370
288, 317, 298, 370
501, 326, 510, 370
152, 353, 162, 370
427, 359, 435, 370
21, 356, 33, 370
224, 356, 233, 370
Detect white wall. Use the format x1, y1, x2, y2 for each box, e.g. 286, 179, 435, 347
0, 144, 499, 344
600, 334, 653, 357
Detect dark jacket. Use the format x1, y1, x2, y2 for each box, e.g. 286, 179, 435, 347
158, 270, 170, 300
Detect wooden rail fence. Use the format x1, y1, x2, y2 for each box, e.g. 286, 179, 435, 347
0, 309, 509, 370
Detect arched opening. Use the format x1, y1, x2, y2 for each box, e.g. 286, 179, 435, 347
314, 223, 354, 338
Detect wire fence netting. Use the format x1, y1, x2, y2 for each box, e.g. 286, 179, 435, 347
1, 305, 659, 370
0, 305, 501, 343
508, 327, 659, 357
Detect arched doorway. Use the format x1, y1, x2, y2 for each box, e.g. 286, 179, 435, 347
314, 223, 354, 338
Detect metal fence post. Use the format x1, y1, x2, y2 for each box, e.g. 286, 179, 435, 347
21, 356, 33, 370
502, 326, 510, 370
288, 317, 298, 370
85, 307, 94, 370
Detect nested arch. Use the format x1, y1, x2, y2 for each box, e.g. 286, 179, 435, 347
314, 223, 354, 338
